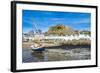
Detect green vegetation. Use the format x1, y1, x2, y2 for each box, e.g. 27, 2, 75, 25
80, 31, 91, 36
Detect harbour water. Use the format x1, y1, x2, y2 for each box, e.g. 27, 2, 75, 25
22, 45, 91, 63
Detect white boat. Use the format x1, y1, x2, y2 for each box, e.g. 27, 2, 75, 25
31, 43, 45, 51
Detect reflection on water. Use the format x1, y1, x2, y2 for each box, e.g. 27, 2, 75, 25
22, 45, 91, 63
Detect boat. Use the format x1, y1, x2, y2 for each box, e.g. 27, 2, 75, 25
30, 20, 45, 52
31, 43, 45, 52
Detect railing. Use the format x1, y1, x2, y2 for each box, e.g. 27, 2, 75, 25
43, 35, 90, 40
23, 34, 91, 41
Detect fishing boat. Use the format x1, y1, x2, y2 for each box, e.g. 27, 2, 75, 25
30, 20, 45, 52
31, 43, 45, 52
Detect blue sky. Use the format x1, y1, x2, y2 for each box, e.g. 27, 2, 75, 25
22, 10, 91, 33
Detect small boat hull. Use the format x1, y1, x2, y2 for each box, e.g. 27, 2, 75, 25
32, 48, 45, 52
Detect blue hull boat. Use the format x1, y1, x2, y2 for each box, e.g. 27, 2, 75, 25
32, 48, 45, 52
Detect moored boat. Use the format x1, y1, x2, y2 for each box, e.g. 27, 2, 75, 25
31, 43, 45, 52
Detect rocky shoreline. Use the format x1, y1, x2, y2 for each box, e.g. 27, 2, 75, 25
22, 41, 59, 49
22, 39, 91, 49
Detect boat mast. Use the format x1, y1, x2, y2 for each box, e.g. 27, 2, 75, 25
33, 20, 39, 34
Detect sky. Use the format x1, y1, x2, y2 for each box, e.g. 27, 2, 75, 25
22, 10, 91, 33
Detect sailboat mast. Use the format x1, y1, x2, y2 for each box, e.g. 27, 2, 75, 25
33, 20, 38, 34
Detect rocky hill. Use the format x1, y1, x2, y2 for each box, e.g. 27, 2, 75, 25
47, 24, 74, 36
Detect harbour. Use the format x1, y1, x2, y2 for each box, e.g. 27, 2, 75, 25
22, 44, 91, 63
22, 12, 91, 63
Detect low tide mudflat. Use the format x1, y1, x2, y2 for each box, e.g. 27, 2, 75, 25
22, 44, 91, 63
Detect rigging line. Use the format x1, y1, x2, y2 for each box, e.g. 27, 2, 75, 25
31, 11, 38, 33
32, 20, 39, 34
